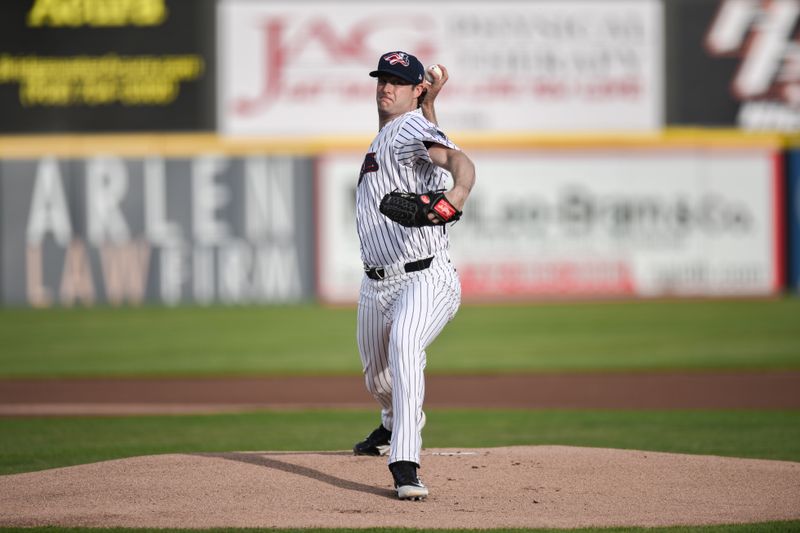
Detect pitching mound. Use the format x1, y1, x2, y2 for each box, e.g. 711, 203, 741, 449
1, 446, 799, 529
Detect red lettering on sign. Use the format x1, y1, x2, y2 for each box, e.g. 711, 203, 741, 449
233, 17, 435, 114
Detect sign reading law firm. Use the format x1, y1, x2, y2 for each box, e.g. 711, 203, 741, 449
219, 0, 663, 136
0, 0, 215, 132
0, 157, 314, 306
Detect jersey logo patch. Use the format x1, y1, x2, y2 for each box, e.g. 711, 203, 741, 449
359, 152, 379, 185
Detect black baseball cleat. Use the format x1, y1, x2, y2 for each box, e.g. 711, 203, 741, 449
353, 424, 391, 456
389, 461, 429, 500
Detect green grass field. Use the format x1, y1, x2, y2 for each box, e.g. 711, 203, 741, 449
2, 299, 799, 533
1, 299, 799, 377
2, 409, 800, 475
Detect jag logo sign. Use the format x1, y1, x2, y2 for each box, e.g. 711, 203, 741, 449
219, 0, 663, 136
221, 3, 435, 128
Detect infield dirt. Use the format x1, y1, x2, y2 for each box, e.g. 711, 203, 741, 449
1, 446, 799, 529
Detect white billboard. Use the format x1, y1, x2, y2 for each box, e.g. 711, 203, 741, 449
219, 0, 663, 136
1, 156, 316, 307
317, 148, 783, 303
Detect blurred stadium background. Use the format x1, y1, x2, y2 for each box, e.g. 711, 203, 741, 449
1, 0, 799, 308
1, 0, 800, 442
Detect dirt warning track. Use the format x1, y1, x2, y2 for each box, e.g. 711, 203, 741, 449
1, 371, 799, 415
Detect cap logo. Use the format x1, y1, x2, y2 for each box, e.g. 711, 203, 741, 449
383, 52, 410, 67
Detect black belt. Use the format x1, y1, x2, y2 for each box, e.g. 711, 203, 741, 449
365, 257, 434, 280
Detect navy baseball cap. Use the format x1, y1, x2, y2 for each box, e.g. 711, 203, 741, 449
369, 51, 425, 85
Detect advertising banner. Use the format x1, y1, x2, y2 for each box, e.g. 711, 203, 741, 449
0, 0, 216, 133
666, 0, 800, 131
219, 0, 663, 136
317, 148, 783, 304
0, 156, 314, 306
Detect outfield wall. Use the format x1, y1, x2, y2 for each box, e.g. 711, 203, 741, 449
0, 131, 790, 307
0, 152, 316, 306
319, 144, 784, 304
2, 0, 799, 305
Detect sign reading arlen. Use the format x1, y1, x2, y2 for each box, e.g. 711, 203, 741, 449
0, 156, 315, 307
0, 0, 215, 132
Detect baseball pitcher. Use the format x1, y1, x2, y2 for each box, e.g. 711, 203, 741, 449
352, 50, 476, 500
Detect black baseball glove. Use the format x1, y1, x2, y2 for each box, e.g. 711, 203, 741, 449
379, 190, 462, 227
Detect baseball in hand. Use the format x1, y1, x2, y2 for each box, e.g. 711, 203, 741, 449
424, 64, 442, 84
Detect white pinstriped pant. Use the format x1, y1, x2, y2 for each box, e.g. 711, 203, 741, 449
357, 253, 461, 466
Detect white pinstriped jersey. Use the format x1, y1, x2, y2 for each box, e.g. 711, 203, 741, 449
356, 107, 463, 467
357, 109, 459, 268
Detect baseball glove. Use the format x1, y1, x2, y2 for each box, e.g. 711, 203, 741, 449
379, 190, 462, 227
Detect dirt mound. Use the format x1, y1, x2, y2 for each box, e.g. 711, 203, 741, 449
1, 446, 798, 529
